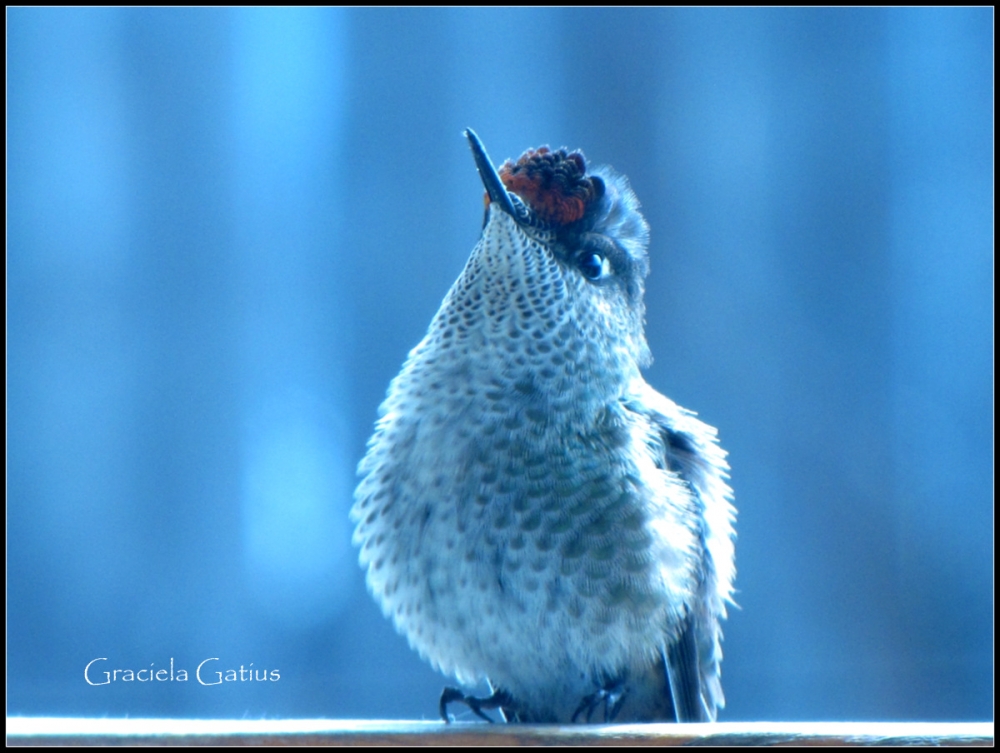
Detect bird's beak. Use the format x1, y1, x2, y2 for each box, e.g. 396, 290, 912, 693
465, 129, 518, 219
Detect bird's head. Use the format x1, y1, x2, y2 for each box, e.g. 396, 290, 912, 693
459, 130, 652, 382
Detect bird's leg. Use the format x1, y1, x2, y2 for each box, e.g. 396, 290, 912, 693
571, 676, 628, 723
439, 686, 514, 724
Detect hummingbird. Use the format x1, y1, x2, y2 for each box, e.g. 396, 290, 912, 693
351, 130, 735, 723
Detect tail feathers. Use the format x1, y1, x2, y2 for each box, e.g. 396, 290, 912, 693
663, 619, 714, 722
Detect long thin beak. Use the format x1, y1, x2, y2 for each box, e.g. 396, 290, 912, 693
465, 129, 517, 218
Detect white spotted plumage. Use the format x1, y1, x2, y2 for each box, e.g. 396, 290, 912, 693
352, 134, 735, 722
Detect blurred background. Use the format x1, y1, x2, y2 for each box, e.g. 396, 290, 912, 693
7, 8, 992, 721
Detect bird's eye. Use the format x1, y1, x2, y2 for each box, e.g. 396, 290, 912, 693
579, 253, 608, 281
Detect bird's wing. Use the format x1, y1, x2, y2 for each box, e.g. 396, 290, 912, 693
625, 381, 736, 722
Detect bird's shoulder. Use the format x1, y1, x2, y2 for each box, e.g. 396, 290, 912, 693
621, 380, 731, 508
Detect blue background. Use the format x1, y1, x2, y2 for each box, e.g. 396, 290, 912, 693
7, 8, 993, 721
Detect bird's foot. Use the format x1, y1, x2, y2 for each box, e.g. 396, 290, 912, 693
571, 677, 628, 723
439, 686, 514, 724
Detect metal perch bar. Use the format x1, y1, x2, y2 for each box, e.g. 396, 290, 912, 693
6, 718, 993, 746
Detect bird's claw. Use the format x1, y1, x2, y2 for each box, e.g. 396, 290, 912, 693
571, 679, 628, 723
439, 686, 513, 723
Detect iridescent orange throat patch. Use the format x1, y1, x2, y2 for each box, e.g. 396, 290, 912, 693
496, 146, 604, 227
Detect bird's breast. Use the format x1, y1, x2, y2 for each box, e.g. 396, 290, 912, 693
353, 358, 700, 687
